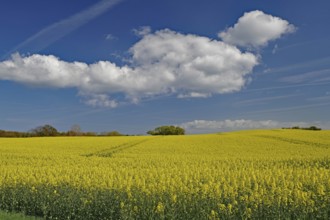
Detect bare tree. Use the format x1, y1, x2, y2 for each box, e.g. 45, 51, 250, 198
68, 124, 82, 136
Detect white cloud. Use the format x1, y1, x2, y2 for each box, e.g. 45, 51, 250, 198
219, 10, 296, 49
177, 92, 211, 98
129, 29, 258, 96
105, 34, 116, 40
0, 53, 88, 88
132, 26, 152, 37
0, 11, 295, 108
182, 119, 280, 130
80, 93, 118, 108
272, 44, 278, 54
0, 29, 258, 107
180, 119, 316, 133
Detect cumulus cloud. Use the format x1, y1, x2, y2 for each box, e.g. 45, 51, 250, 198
0, 53, 88, 88
129, 29, 258, 95
0, 11, 295, 108
181, 119, 314, 133
219, 10, 296, 49
0, 30, 258, 107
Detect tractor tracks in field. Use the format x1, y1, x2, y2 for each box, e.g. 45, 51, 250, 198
255, 135, 330, 148
83, 138, 153, 158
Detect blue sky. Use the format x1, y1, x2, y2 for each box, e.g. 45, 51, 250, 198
0, 0, 330, 134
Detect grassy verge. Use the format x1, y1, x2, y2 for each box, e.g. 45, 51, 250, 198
0, 211, 41, 220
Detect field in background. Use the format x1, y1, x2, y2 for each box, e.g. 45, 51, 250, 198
0, 130, 329, 219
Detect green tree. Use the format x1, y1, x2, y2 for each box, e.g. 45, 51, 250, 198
147, 126, 185, 135
31, 124, 59, 136
305, 126, 321, 131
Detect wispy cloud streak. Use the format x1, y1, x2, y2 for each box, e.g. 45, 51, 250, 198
4, 0, 123, 58
243, 81, 330, 93
261, 56, 330, 75
280, 68, 330, 83
235, 94, 299, 106
243, 102, 330, 115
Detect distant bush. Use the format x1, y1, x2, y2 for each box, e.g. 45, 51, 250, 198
304, 126, 322, 131
100, 131, 123, 136
83, 132, 98, 136
282, 126, 322, 131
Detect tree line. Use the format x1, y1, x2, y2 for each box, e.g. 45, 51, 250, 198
0, 124, 186, 137
282, 126, 322, 131
0, 124, 125, 138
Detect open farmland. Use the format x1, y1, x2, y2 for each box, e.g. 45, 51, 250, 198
0, 130, 329, 219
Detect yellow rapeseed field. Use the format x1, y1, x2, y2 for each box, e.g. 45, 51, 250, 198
0, 129, 329, 219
